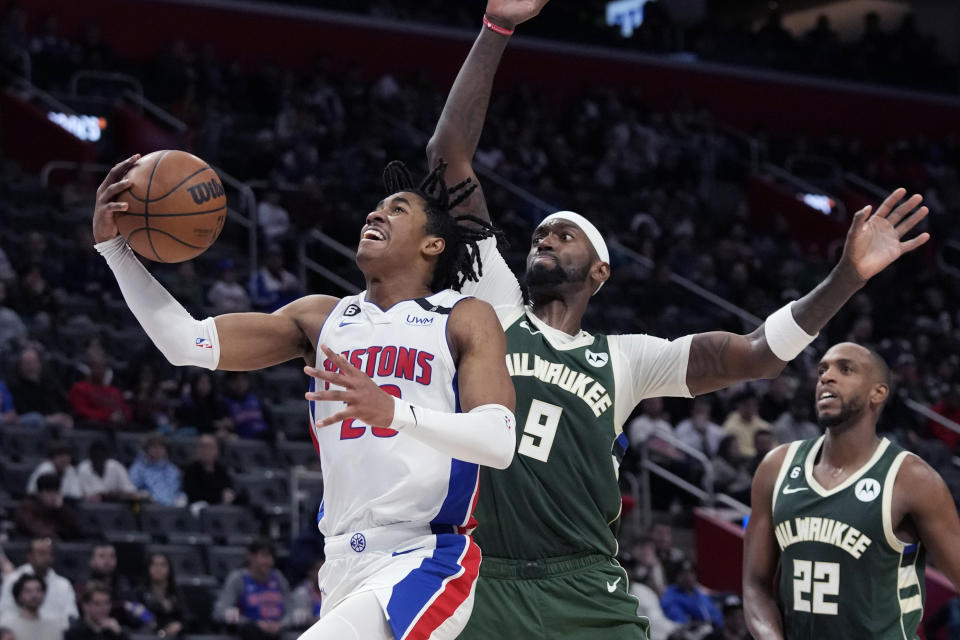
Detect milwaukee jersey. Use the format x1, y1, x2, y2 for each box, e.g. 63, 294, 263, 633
309, 289, 478, 538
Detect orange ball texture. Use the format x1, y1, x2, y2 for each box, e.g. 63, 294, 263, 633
115, 150, 227, 263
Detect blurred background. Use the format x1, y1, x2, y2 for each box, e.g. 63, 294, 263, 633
1, 0, 959, 638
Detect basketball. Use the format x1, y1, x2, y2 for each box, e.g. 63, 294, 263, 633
114, 150, 227, 263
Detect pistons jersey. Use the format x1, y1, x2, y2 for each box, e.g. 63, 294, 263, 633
309, 290, 479, 538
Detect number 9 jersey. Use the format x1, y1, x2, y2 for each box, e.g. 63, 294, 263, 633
772, 436, 926, 640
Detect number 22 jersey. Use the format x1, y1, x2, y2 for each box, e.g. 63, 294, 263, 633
772, 436, 926, 640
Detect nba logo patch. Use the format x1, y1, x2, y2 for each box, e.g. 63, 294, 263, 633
350, 533, 366, 552
855, 478, 881, 502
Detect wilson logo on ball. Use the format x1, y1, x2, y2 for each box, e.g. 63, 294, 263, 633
186, 179, 225, 205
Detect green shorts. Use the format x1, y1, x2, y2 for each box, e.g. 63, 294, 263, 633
458, 552, 650, 640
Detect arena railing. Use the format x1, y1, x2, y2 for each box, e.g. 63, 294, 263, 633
69, 70, 144, 105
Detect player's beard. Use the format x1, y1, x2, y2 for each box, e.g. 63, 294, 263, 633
524, 259, 590, 293
816, 395, 865, 431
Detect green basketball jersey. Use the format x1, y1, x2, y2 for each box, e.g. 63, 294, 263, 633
772, 436, 925, 640
473, 312, 624, 559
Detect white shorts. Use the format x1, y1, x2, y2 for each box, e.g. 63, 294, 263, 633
318, 523, 480, 640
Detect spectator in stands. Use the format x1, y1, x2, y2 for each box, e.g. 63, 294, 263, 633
65, 583, 127, 640
0, 574, 62, 640
68, 350, 131, 430
0, 538, 78, 629
8, 345, 73, 430
704, 594, 749, 640
0, 626, 12, 640
175, 372, 232, 436
0, 281, 27, 354
27, 443, 83, 500
133, 553, 185, 638
223, 372, 271, 440
248, 246, 301, 312
0, 380, 14, 425
213, 540, 290, 640
660, 560, 723, 629
77, 442, 144, 502
758, 376, 792, 422
625, 537, 678, 638
17, 266, 58, 329
723, 391, 770, 457
256, 190, 291, 245
207, 260, 251, 315
929, 383, 960, 451
772, 396, 820, 444
128, 436, 185, 507
675, 397, 725, 457
15, 474, 83, 540
289, 557, 323, 630
128, 363, 175, 432
713, 435, 752, 505
649, 520, 687, 583
182, 434, 236, 507
628, 397, 684, 464
748, 429, 776, 475
82, 544, 130, 606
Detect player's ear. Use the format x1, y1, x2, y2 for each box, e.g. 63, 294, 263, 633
871, 382, 889, 407
422, 235, 445, 258
591, 261, 611, 287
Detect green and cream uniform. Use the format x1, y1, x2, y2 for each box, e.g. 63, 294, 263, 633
772, 436, 926, 640
457, 239, 693, 640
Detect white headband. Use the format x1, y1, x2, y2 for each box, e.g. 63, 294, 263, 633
537, 211, 610, 264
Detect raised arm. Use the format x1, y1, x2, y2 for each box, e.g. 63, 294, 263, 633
94, 156, 331, 372
305, 298, 516, 468
426, 0, 549, 222
897, 455, 960, 590
743, 445, 790, 640
686, 187, 929, 395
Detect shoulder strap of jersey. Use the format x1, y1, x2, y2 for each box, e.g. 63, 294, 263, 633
881, 446, 915, 553
772, 439, 808, 512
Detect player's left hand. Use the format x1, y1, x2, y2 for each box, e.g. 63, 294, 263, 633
304, 344, 396, 428
838, 187, 930, 282
485, 0, 550, 30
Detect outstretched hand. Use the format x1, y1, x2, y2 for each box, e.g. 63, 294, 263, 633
93, 154, 140, 243
485, 0, 550, 29
838, 187, 930, 282
304, 344, 396, 428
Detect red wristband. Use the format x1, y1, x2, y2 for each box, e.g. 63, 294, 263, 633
483, 14, 515, 36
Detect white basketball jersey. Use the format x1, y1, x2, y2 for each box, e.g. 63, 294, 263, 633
309, 289, 480, 538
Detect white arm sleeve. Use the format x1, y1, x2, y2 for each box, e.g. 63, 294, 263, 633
611, 333, 694, 428
389, 397, 516, 469
95, 236, 220, 370
457, 238, 524, 323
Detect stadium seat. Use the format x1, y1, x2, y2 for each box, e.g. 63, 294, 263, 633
276, 441, 318, 468
53, 542, 94, 582
223, 439, 279, 472
104, 531, 151, 582
167, 533, 214, 547
168, 436, 200, 467
199, 505, 261, 542
233, 470, 288, 510
63, 429, 108, 461
140, 505, 201, 539
128, 634, 161, 640
114, 432, 145, 466
183, 636, 236, 640
205, 546, 247, 582
0, 425, 51, 461
3, 540, 29, 567
76, 503, 138, 536
272, 401, 312, 442
176, 575, 219, 633
147, 544, 207, 576
1, 460, 37, 497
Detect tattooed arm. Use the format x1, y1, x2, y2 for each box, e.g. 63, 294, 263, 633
426, 0, 548, 222
687, 188, 929, 396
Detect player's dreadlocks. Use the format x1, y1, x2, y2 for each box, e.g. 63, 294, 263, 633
382, 159, 502, 292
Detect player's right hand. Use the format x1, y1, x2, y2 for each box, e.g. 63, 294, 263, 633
93, 153, 139, 243
485, 0, 550, 29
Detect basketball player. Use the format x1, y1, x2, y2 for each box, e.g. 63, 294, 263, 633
427, 2, 932, 638
92, 157, 517, 640
743, 343, 960, 639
